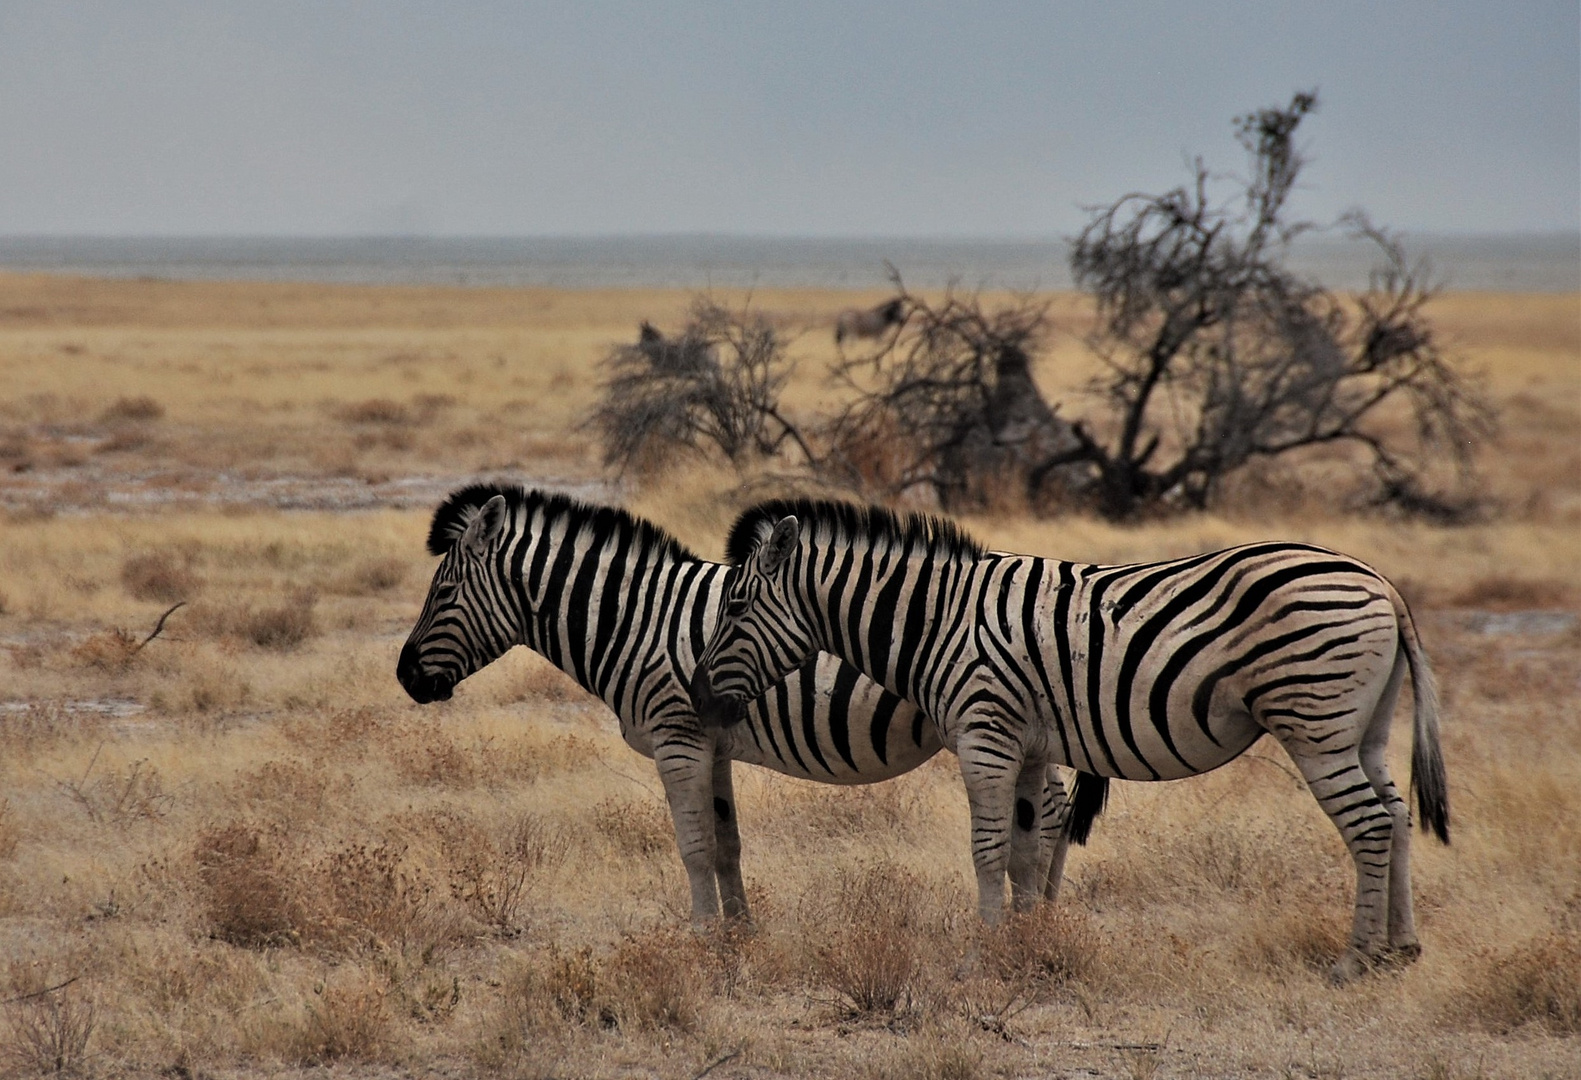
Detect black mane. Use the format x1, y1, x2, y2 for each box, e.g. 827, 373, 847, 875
427, 483, 699, 563
724, 497, 985, 567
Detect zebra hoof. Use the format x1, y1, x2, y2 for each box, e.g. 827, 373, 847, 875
1327, 948, 1373, 986
1386, 940, 1422, 966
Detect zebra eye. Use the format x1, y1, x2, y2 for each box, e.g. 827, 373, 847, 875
725, 598, 748, 618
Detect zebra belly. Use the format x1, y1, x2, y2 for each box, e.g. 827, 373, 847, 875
724, 657, 943, 784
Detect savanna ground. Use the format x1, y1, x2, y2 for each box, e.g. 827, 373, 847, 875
0, 273, 1577, 1078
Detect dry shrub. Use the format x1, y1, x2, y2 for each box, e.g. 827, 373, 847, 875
3, 985, 97, 1077
859, 1030, 984, 1080
336, 398, 411, 425
58, 755, 173, 826
0, 800, 17, 860
292, 967, 393, 1064
389, 723, 477, 788
593, 796, 672, 858
70, 627, 140, 669
803, 862, 942, 1021
121, 550, 201, 603
1452, 932, 1581, 1035
194, 822, 304, 948
280, 706, 390, 759
244, 589, 318, 650
788, 782, 925, 840
525, 928, 717, 1034
334, 556, 406, 596
979, 903, 1100, 991
1452, 574, 1570, 610
447, 814, 568, 935
194, 823, 442, 955
1235, 899, 1348, 975
99, 395, 164, 422
238, 759, 332, 820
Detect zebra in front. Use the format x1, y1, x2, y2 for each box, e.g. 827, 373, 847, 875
689, 498, 1450, 982
397, 484, 1076, 922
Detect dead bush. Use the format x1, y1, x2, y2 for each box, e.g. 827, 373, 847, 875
3, 984, 97, 1077
70, 627, 140, 670
244, 589, 318, 650
979, 903, 1100, 991
1452, 932, 1581, 1035
99, 395, 164, 422
390, 724, 477, 788
336, 398, 411, 425
292, 968, 394, 1064
447, 814, 568, 935
238, 759, 332, 821
803, 862, 941, 1022
335, 556, 406, 596
121, 551, 201, 603
1452, 574, 1570, 610
0, 800, 17, 860
593, 796, 672, 858
281, 706, 390, 759
194, 822, 303, 948
315, 842, 438, 954
598, 925, 715, 1032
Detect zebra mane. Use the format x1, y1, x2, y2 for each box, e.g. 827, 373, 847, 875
426, 483, 699, 562
724, 498, 986, 566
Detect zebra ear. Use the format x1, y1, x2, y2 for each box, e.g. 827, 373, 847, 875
759, 516, 799, 575
459, 495, 509, 558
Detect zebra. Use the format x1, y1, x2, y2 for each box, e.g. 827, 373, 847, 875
689, 498, 1450, 982
396, 484, 1076, 923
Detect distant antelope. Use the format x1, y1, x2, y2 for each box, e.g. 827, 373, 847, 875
834, 298, 906, 344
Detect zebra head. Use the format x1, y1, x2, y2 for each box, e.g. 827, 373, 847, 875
398, 488, 522, 704
690, 513, 818, 727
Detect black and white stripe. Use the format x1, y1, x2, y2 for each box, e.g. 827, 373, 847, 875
397, 485, 1073, 921
691, 499, 1449, 980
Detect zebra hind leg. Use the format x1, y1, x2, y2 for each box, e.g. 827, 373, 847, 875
1287, 739, 1396, 985
711, 755, 750, 922
1359, 654, 1419, 962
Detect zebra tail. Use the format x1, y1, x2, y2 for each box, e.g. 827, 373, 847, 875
1401, 606, 1450, 845
1065, 771, 1109, 846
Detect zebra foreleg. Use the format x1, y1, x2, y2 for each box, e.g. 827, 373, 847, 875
652, 743, 723, 923
1040, 764, 1072, 902
710, 755, 749, 921
1009, 757, 1052, 912
957, 727, 1025, 924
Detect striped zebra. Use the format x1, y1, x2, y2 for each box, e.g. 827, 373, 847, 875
396, 484, 1075, 922
689, 499, 1450, 982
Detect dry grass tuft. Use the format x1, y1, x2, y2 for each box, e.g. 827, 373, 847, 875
1451, 573, 1571, 609
978, 904, 1100, 991
3, 983, 98, 1077
1452, 931, 1581, 1035
336, 398, 411, 425
334, 555, 407, 595
244, 589, 318, 650
446, 813, 568, 935
69, 626, 140, 669
292, 967, 394, 1064
802, 862, 943, 1022
120, 550, 201, 603
98, 395, 164, 422
193, 822, 304, 948
593, 796, 673, 858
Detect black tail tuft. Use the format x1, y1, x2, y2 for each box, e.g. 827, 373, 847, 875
1065, 772, 1110, 846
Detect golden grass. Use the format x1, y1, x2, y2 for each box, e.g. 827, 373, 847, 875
0, 274, 1577, 1077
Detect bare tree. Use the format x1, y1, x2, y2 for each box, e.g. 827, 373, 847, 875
1067, 91, 1495, 519
823, 271, 1085, 511
588, 298, 813, 474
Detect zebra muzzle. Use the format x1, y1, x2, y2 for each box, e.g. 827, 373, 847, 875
397, 643, 455, 704
689, 667, 744, 728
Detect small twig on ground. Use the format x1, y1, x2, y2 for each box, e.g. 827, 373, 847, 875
0, 976, 81, 1006
134, 602, 185, 652
690, 1049, 741, 1080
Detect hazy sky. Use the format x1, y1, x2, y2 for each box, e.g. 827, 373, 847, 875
1, 1, 1576, 237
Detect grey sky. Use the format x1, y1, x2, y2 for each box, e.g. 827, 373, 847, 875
1, 1, 1576, 237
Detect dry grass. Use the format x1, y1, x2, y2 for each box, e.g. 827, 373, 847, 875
0, 275, 1576, 1077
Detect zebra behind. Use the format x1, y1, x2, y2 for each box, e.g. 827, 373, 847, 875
397, 485, 1074, 922
689, 498, 1449, 983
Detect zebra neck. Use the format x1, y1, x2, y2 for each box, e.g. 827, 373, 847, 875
801, 542, 973, 716
519, 522, 699, 702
